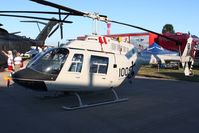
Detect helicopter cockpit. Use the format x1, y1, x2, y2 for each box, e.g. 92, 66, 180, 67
27, 48, 68, 75
12, 47, 69, 85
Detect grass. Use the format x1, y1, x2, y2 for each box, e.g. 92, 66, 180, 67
137, 65, 199, 82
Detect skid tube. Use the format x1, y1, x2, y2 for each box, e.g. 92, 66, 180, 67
62, 89, 128, 110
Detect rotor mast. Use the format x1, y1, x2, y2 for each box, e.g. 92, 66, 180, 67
83, 12, 108, 35
92, 17, 99, 35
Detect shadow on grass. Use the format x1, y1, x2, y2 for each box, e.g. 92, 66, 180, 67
138, 66, 199, 82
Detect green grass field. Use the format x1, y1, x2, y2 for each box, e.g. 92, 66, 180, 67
137, 65, 199, 82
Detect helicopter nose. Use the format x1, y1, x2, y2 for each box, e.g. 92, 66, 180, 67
12, 68, 48, 91
13, 78, 47, 91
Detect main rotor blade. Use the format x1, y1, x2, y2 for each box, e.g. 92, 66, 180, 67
29, 1, 108, 21
10, 31, 21, 35
30, 0, 85, 16
110, 20, 182, 45
60, 23, 63, 39
59, 9, 63, 39
0, 11, 70, 15
20, 20, 47, 25
0, 14, 73, 23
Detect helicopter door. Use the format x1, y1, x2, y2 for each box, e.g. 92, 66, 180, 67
89, 55, 113, 88
66, 53, 84, 85
48, 52, 86, 91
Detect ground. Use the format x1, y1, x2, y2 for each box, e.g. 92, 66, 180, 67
0, 71, 199, 133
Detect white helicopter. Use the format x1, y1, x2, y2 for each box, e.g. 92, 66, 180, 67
1, 0, 194, 110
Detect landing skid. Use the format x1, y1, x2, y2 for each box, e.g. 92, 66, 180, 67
62, 89, 128, 110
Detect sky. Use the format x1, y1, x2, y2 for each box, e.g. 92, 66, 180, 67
0, 0, 199, 46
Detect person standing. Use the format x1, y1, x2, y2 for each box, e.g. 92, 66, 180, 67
14, 52, 23, 71
2, 50, 14, 72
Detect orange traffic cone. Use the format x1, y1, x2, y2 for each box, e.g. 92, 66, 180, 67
4, 76, 11, 87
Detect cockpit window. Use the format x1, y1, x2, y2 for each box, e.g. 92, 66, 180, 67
90, 55, 109, 74
28, 48, 69, 75
27, 50, 45, 67
68, 54, 84, 72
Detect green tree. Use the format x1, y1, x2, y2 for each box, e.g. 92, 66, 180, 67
162, 24, 175, 34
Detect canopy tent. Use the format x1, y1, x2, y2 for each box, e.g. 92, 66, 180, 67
141, 42, 179, 56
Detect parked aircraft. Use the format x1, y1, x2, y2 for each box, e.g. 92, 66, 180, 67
0, 18, 58, 66
156, 32, 199, 59
0, 0, 195, 110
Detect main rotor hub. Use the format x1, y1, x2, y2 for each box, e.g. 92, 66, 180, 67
84, 12, 108, 22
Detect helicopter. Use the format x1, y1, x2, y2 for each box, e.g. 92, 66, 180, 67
0, 18, 59, 66
0, 0, 195, 110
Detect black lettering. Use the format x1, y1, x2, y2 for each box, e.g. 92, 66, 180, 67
127, 64, 135, 79
119, 66, 136, 78
125, 67, 128, 76
121, 68, 125, 77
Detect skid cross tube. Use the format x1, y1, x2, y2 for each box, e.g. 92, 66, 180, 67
62, 89, 128, 110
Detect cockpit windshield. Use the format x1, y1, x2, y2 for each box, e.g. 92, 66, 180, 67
27, 48, 69, 75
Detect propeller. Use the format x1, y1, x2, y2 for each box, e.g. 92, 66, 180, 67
0, 11, 70, 15
58, 9, 63, 39
20, 20, 47, 25
48, 11, 69, 39
0, 11, 73, 39
0, 0, 183, 45
0, 14, 73, 23
29, 0, 108, 38
48, 24, 59, 38
10, 31, 21, 35
29, 0, 179, 45
30, 0, 85, 16
30, 0, 108, 21
109, 20, 182, 46
20, 20, 48, 32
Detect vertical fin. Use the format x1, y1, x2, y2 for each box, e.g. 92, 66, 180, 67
181, 35, 194, 76
35, 18, 58, 45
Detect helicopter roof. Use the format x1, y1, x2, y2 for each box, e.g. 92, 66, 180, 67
61, 35, 135, 55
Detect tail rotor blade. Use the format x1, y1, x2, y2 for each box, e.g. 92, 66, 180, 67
60, 23, 63, 39
48, 24, 59, 37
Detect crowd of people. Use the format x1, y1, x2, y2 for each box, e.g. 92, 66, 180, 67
1, 50, 23, 73
1, 46, 49, 73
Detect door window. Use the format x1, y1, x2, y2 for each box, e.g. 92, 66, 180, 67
90, 55, 109, 74
69, 54, 84, 72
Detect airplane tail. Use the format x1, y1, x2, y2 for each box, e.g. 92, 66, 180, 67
181, 35, 194, 76
136, 35, 195, 76
35, 18, 58, 45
